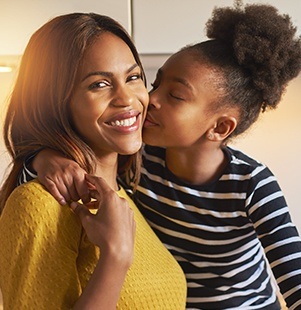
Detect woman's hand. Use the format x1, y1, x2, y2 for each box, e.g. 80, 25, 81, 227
32, 149, 90, 205
70, 175, 136, 265
70, 175, 136, 309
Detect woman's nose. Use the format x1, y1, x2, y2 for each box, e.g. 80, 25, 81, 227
112, 86, 135, 107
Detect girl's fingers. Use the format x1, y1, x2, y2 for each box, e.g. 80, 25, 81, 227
43, 177, 68, 205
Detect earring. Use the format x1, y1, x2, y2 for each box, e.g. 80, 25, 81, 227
207, 133, 213, 140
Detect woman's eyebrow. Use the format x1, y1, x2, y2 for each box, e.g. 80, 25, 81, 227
81, 71, 112, 82
127, 63, 139, 73
81, 64, 139, 82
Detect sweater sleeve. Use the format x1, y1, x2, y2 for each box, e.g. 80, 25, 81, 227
246, 166, 301, 309
0, 180, 83, 310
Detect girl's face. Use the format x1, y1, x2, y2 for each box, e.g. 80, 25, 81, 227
143, 50, 219, 149
71, 32, 148, 157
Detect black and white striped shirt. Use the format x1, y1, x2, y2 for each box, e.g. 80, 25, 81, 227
133, 145, 301, 309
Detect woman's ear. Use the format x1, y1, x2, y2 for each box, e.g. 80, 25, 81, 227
207, 116, 237, 141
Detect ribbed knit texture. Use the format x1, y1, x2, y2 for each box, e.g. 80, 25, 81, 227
0, 180, 186, 309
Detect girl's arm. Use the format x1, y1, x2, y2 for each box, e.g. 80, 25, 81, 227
247, 167, 301, 308
24, 148, 90, 205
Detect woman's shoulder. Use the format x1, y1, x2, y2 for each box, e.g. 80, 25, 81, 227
12, 178, 50, 194
7, 179, 60, 210
3, 180, 79, 229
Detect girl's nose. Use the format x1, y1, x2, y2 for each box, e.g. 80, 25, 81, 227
148, 90, 161, 109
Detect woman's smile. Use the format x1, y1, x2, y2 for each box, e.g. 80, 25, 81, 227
106, 110, 142, 133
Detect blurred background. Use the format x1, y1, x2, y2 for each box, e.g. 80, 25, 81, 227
1, 1, 300, 308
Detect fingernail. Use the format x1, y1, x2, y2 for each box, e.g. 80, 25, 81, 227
59, 198, 66, 205
70, 201, 78, 210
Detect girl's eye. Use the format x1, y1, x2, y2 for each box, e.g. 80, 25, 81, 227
170, 93, 184, 101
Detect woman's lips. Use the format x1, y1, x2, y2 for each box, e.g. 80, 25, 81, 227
108, 115, 137, 127
105, 111, 141, 133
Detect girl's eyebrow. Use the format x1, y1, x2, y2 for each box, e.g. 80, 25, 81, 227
173, 77, 193, 91
81, 63, 139, 82
158, 68, 193, 91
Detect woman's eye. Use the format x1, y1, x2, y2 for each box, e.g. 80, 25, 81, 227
89, 81, 109, 90
128, 73, 142, 82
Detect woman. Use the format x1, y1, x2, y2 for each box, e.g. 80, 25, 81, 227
0, 13, 187, 309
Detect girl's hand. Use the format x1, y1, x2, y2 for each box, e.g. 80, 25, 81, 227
70, 175, 136, 267
32, 149, 90, 205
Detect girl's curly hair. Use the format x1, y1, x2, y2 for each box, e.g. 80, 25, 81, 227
184, 2, 301, 137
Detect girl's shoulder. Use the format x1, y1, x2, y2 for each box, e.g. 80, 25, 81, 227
225, 146, 276, 182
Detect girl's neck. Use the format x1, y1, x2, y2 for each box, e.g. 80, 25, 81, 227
165, 144, 227, 186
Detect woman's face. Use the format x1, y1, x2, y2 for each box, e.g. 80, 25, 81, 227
143, 50, 219, 148
71, 32, 148, 157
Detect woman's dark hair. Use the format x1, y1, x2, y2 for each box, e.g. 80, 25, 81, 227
0, 13, 146, 212
183, 3, 301, 137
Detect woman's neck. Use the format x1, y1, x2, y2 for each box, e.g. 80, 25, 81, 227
94, 154, 119, 191
165, 144, 227, 186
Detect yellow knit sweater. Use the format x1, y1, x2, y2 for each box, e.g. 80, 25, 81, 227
0, 180, 186, 309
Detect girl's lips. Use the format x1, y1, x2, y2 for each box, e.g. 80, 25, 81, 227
143, 113, 158, 127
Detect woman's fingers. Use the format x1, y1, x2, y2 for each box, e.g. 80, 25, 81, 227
70, 201, 92, 227
85, 175, 114, 202
85, 175, 112, 192
70, 176, 136, 267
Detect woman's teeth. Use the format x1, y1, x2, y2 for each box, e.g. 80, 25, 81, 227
110, 116, 136, 127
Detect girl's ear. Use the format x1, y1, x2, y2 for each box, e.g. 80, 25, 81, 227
207, 116, 237, 141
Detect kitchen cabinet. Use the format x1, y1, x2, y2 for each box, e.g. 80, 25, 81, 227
0, 0, 130, 55
132, 0, 301, 54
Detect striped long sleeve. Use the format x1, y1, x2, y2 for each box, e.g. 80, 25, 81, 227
134, 145, 301, 309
